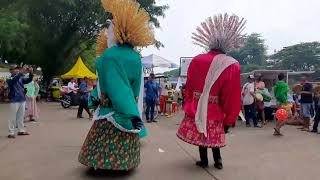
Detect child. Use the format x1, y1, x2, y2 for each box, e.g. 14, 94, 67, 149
177, 86, 183, 107
166, 90, 174, 117
273, 73, 289, 136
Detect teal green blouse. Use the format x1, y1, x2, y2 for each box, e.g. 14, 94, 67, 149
92, 45, 147, 138
24, 82, 36, 97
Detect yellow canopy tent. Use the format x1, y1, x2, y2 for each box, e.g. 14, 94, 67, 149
61, 57, 97, 79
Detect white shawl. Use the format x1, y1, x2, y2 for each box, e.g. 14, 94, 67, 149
194, 54, 237, 137
137, 68, 144, 118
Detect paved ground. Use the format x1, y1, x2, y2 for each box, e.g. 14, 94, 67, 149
0, 102, 320, 180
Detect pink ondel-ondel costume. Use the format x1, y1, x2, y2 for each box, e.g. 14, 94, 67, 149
177, 52, 241, 147
177, 13, 245, 158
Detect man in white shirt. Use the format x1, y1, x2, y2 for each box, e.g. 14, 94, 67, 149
242, 75, 259, 128
67, 78, 78, 93
160, 79, 169, 115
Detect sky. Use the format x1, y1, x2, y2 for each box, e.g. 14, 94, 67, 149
142, 0, 320, 65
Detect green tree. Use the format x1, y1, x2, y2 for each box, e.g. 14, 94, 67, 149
0, 3, 29, 63
164, 68, 180, 78
62, 40, 97, 73
229, 33, 267, 65
2, 0, 168, 81
269, 42, 320, 71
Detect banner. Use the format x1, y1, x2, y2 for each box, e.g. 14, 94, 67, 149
180, 57, 193, 77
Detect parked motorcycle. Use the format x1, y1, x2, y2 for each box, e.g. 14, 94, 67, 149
60, 92, 80, 108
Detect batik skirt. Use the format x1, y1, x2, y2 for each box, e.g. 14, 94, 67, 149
78, 120, 140, 170
177, 115, 226, 148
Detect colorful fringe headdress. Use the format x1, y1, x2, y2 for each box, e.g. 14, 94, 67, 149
96, 28, 108, 57
100, 0, 155, 47
192, 13, 246, 52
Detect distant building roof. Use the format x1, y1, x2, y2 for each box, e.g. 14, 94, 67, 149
241, 69, 291, 76
241, 69, 315, 76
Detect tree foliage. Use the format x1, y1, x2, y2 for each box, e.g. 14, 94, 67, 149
229, 33, 267, 65
23, 0, 105, 79
1, 0, 168, 81
164, 68, 180, 77
269, 42, 320, 71
0, 3, 29, 62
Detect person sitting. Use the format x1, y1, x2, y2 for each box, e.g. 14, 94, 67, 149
67, 78, 78, 93
285, 94, 304, 126
67, 78, 78, 102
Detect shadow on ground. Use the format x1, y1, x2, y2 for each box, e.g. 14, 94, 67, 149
82, 168, 135, 179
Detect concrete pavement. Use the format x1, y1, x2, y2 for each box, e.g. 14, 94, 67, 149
0, 102, 320, 180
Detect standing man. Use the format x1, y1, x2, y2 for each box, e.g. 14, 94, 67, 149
311, 86, 320, 133
311, 91, 320, 133
300, 75, 313, 131
77, 77, 92, 119
242, 75, 259, 128
7, 65, 33, 138
144, 73, 159, 123
160, 79, 169, 115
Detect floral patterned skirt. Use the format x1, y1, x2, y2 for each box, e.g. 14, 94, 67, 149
177, 115, 226, 148
78, 120, 140, 170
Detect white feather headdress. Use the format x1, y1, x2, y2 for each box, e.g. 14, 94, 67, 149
192, 13, 246, 52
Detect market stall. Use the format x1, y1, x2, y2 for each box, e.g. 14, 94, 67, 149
61, 57, 97, 79
241, 69, 315, 90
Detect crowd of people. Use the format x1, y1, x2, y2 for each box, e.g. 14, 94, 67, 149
5, 62, 98, 139
4, 0, 320, 175
144, 73, 184, 123
241, 72, 320, 136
